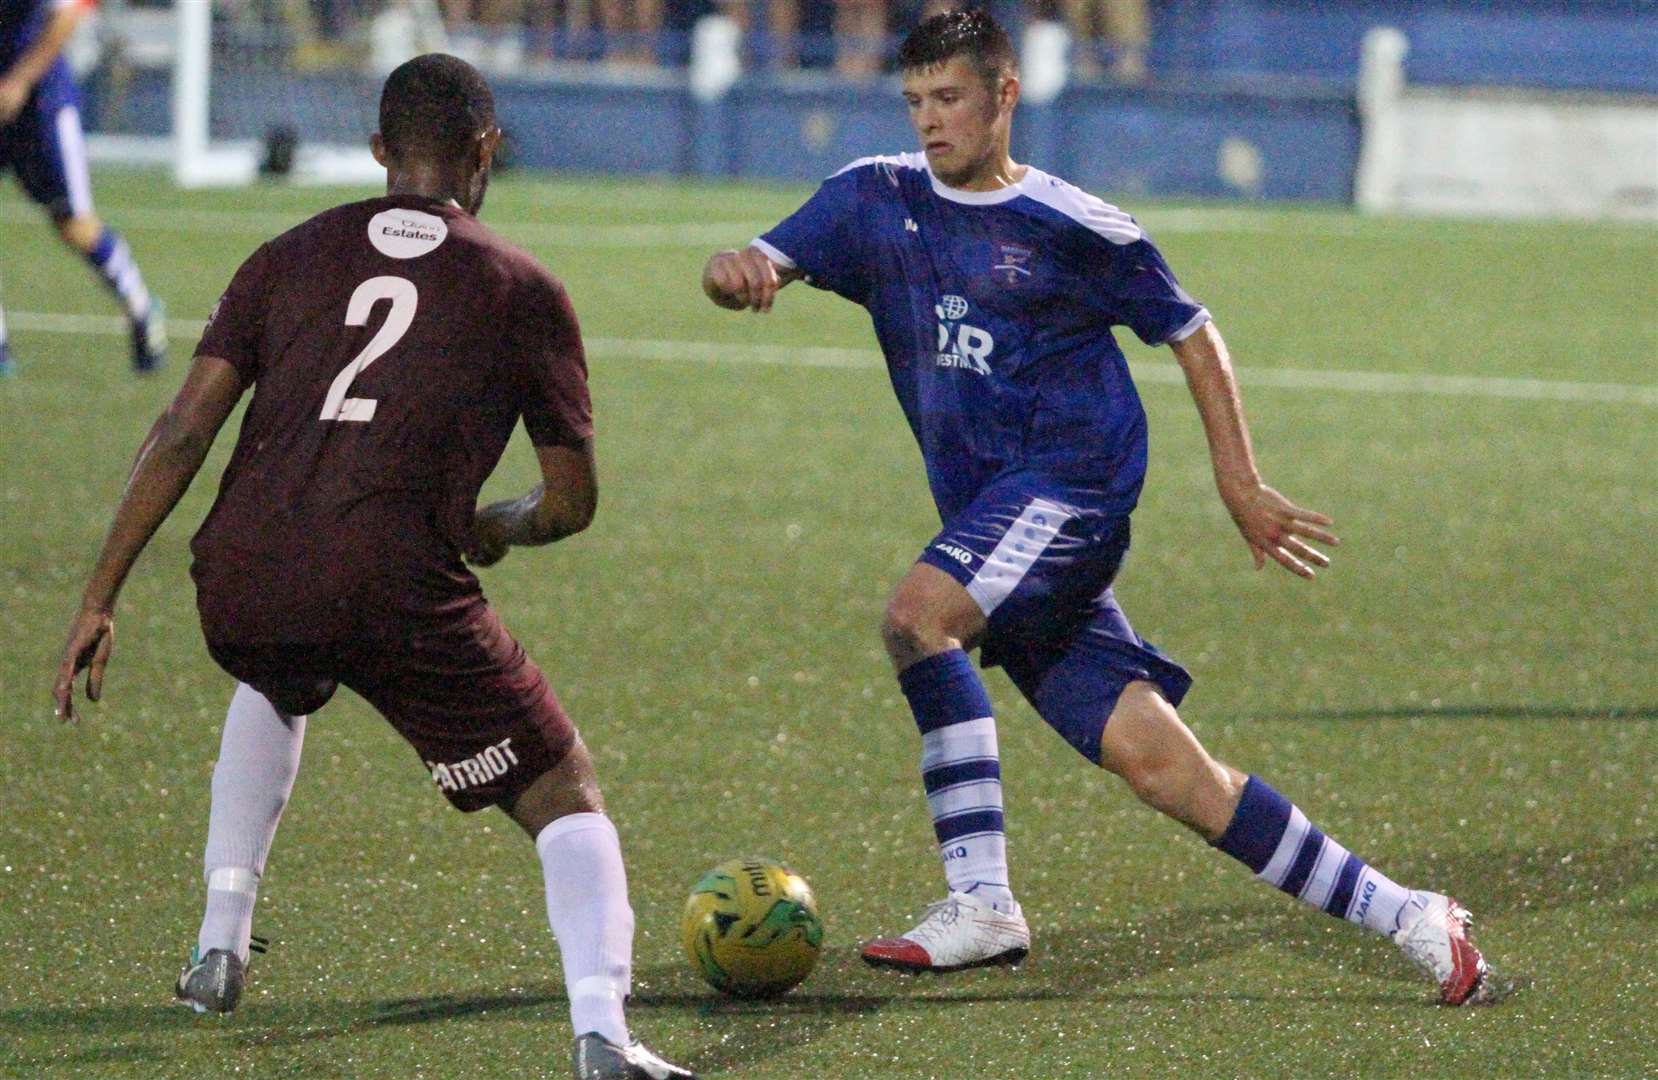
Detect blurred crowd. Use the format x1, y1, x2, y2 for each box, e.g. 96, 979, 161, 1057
215, 0, 1151, 81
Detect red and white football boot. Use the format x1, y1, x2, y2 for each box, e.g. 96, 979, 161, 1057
1393, 892, 1493, 1005
861, 890, 1030, 974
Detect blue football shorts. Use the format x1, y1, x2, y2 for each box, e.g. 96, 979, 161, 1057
915, 470, 1193, 764
0, 96, 94, 219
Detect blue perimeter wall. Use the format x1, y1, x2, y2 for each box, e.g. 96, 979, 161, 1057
84, 0, 1655, 203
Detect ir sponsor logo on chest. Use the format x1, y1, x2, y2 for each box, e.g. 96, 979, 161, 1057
934, 294, 994, 376
428, 738, 520, 793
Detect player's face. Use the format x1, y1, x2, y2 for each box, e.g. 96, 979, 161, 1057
902, 57, 1015, 189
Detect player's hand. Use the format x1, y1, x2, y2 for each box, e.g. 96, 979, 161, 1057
0, 77, 28, 124
1218, 480, 1338, 579
702, 248, 783, 313
53, 607, 115, 723
467, 503, 513, 568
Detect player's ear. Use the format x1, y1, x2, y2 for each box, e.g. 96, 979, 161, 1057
477, 126, 503, 173
370, 133, 389, 168
999, 74, 1021, 116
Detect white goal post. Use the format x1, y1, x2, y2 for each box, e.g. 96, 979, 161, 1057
87, 0, 447, 188
1355, 26, 1658, 223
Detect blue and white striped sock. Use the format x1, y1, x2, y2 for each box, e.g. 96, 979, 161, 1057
899, 650, 1015, 912
1214, 775, 1413, 936
84, 227, 152, 324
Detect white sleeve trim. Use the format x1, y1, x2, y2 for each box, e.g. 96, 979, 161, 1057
1165, 309, 1212, 344
748, 238, 796, 270
1019, 173, 1145, 246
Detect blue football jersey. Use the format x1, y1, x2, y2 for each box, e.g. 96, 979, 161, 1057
0, 0, 82, 111
756, 152, 1208, 523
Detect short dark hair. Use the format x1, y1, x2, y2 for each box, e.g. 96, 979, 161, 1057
896, 8, 1017, 89
378, 53, 496, 163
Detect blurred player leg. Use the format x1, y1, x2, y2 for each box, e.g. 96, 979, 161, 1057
833, 0, 883, 78
0, 295, 11, 376
45, 104, 165, 372
196, 683, 306, 964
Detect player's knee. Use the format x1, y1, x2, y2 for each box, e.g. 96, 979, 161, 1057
55, 214, 101, 252
1125, 752, 1199, 815
880, 595, 941, 666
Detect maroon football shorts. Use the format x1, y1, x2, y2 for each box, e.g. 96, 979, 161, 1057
205, 603, 575, 813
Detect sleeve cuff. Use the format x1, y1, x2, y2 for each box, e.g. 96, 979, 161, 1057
1165, 309, 1212, 344
749, 238, 797, 271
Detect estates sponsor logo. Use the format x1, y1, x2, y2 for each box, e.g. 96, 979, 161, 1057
368, 208, 448, 259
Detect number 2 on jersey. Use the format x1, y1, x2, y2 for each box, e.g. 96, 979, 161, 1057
320, 276, 418, 423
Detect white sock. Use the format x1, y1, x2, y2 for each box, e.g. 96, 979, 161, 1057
197, 684, 305, 963
921, 718, 1014, 912
536, 812, 633, 1046
1356, 869, 1416, 937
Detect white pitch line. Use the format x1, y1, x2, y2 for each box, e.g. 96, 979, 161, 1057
9, 310, 207, 337
8, 309, 1656, 406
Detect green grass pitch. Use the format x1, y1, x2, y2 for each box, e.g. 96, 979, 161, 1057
1, 170, 1654, 1078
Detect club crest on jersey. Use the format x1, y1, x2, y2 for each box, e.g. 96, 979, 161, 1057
368, 208, 448, 259
993, 243, 1032, 284
934, 295, 993, 376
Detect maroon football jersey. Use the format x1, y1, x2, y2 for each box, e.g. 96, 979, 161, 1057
189, 194, 591, 643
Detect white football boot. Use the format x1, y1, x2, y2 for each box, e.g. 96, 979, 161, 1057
1392, 891, 1493, 1005
861, 890, 1030, 973
572, 1032, 696, 1079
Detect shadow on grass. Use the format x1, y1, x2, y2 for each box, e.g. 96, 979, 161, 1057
0, 1039, 170, 1072
1255, 704, 1658, 722
3, 835, 1647, 1073
1382, 834, 1658, 923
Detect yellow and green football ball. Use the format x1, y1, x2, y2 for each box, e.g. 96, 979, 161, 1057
681, 858, 823, 998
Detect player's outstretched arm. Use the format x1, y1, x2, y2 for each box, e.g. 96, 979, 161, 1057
702, 247, 800, 313
53, 356, 246, 722
468, 439, 597, 567
1168, 321, 1339, 579
0, 3, 84, 122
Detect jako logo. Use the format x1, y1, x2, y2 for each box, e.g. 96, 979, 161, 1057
1354, 879, 1378, 920
934, 294, 993, 376
943, 845, 969, 861
933, 543, 974, 566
